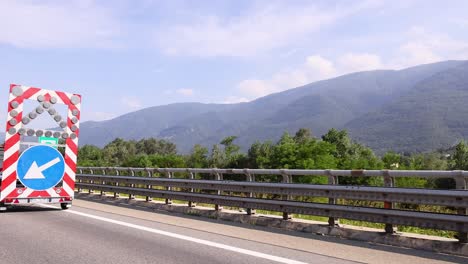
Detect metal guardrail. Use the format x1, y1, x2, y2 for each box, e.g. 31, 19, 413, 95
76, 174, 468, 208
76, 167, 468, 242
79, 167, 468, 178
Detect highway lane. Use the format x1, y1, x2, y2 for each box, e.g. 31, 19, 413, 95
0, 203, 354, 264
0, 200, 466, 264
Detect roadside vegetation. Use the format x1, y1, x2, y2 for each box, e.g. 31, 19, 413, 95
77, 128, 468, 238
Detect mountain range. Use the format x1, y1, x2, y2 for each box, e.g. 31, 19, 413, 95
4, 60, 468, 154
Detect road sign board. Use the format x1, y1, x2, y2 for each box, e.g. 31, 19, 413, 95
39, 136, 59, 146
16, 145, 65, 190
1, 84, 81, 202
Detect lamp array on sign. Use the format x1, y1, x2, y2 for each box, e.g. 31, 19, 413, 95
13, 128, 77, 139
7, 85, 80, 138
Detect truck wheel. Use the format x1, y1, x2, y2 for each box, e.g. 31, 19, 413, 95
60, 203, 71, 210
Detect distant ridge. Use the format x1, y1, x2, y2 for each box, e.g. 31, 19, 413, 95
72, 60, 467, 153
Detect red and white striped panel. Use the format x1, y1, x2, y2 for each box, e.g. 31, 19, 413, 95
0, 84, 81, 202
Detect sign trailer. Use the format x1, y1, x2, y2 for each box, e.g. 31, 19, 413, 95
0, 84, 81, 211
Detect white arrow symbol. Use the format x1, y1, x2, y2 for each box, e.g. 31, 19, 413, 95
23, 157, 61, 180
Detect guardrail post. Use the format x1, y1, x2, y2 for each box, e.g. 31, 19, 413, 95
128, 169, 135, 200
77, 169, 83, 193
100, 169, 106, 196
114, 169, 120, 198
146, 168, 152, 202
326, 169, 339, 226
214, 170, 223, 211
245, 169, 255, 215
455, 170, 467, 243
165, 171, 173, 205
281, 170, 292, 220
188, 171, 196, 207
88, 169, 94, 194
383, 170, 397, 234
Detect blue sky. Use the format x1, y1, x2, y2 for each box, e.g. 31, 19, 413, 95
1, 0, 468, 130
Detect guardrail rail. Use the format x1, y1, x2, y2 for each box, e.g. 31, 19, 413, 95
75, 167, 468, 243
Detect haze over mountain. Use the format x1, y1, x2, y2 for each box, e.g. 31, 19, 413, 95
77, 60, 467, 154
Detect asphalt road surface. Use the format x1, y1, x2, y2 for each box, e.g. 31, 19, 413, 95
0, 199, 466, 264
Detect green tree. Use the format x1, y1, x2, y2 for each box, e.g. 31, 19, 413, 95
322, 128, 351, 162
123, 154, 152, 167
295, 140, 336, 169
294, 128, 313, 144
220, 136, 238, 159
405, 153, 447, 170
382, 151, 401, 169
271, 132, 297, 169
294, 140, 337, 185
322, 129, 381, 170
322, 129, 383, 185
78, 145, 103, 166
136, 138, 177, 155
220, 136, 246, 168
102, 138, 137, 165
187, 144, 209, 168
220, 136, 239, 156
247, 141, 273, 168
149, 154, 186, 168
434, 140, 468, 189
450, 140, 468, 170
209, 144, 226, 168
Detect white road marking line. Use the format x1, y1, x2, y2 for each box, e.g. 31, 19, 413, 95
40, 204, 308, 264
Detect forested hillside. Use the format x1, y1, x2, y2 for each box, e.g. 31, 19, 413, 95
347, 62, 468, 153
78, 60, 467, 153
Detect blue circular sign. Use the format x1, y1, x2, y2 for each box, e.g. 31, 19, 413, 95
17, 145, 65, 190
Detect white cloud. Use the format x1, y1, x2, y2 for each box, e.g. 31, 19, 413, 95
0, 0, 120, 48
238, 79, 274, 99
237, 55, 338, 99
304, 55, 337, 79
236, 52, 389, 100
154, 3, 341, 57
176, 88, 194, 96
86, 111, 116, 121
398, 42, 441, 66
454, 18, 468, 28
222, 96, 249, 104
121, 96, 142, 109
337, 53, 383, 72
152, 0, 386, 58
235, 28, 468, 101
390, 27, 468, 68
235, 24, 468, 101
279, 49, 299, 58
